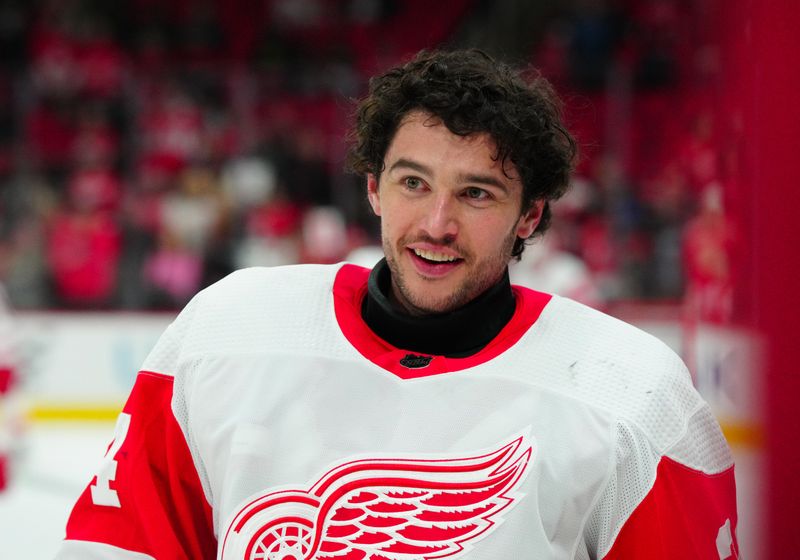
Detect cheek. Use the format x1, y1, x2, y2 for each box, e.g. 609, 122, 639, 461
474, 216, 523, 256
474, 215, 513, 241
378, 211, 402, 247
379, 202, 409, 237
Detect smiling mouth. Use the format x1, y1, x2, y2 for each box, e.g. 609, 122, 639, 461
412, 248, 459, 263
408, 248, 464, 274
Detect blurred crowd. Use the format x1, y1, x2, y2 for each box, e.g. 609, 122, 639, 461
0, 0, 740, 317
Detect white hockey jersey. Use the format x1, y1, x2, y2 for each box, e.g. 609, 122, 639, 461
56, 263, 739, 560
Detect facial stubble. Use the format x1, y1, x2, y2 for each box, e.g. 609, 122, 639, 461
383, 223, 520, 316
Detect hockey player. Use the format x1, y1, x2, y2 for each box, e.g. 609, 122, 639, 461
56, 49, 739, 559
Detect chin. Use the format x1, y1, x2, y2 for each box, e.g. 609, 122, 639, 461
412, 301, 450, 315
404, 289, 463, 315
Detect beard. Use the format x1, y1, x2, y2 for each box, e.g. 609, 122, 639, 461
382, 225, 519, 316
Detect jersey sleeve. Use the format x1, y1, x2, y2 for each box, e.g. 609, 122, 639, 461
601, 458, 738, 559
588, 401, 739, 559
55, 301, 216, 559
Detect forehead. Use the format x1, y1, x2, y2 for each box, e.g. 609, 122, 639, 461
385, 111, 520, 182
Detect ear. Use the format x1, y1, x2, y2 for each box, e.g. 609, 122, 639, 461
367, 173, 381, 216
515, 200, 545, 239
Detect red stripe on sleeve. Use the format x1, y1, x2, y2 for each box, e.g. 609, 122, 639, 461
65, 371, 216, 558
602, 456, 739, 559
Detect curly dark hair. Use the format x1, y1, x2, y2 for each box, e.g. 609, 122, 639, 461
347, 48, 577, 258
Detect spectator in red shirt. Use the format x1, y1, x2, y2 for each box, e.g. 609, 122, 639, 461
46, 173, 122, 308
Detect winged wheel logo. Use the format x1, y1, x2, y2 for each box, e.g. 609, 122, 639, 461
220, 435, 533, 559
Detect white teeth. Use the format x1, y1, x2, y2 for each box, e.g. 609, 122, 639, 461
414, 249, 457, 262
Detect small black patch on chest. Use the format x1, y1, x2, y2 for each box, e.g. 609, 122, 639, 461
400, 354, 433, 368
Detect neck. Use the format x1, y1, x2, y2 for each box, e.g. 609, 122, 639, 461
361, 259, 516, 357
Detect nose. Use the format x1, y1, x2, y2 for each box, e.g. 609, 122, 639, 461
420, 191, 459, 242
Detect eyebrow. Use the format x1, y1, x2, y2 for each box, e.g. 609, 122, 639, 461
387, 158, 433, 176
387, 158, 511, 193
457, 172, 511, 194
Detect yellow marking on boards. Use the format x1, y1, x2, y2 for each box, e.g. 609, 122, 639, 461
720, 422, 763, 449
27, 404, 123, 422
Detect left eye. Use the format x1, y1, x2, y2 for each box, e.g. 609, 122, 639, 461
465, 187, 489, 200
405, 177, 422, 189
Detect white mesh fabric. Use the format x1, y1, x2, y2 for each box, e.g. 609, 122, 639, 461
174, 265, 353, 363
582, 421, 663, 559
666, 404, 734, 473
506, 296, 705, 454
137, 290, 221, 513
572, 541, 592, 560
172, 356, 220, 527
581, 407, 733, 559
140, 289, 199, 375
500, 297, 729, 557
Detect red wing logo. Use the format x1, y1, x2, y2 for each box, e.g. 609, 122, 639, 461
220, 435, 533, 559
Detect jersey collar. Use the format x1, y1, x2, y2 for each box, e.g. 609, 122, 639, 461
361, 259, 516, 357
333, 262, 552, 379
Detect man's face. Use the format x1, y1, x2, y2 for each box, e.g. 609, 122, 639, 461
367, 110, 543, 315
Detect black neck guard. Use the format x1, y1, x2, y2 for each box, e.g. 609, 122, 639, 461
360, 258, 516, 358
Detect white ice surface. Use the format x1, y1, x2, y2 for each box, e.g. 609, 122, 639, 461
0, 424, 114, 559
